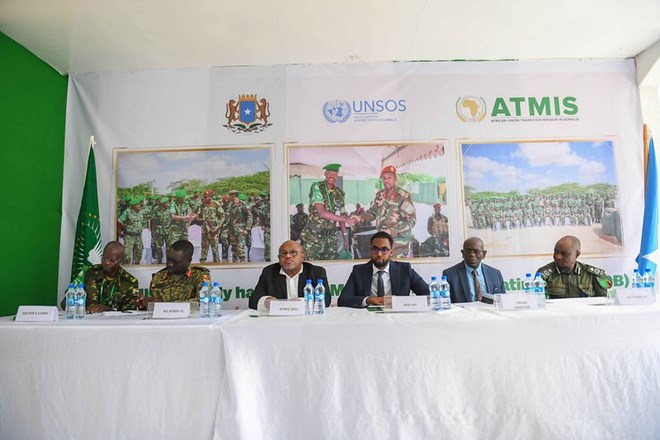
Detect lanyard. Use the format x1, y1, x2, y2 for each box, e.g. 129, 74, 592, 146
100, 282, 117, 305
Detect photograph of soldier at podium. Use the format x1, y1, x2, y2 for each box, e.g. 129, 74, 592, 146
338, 231, 429, 308
137, 240, 211, 309
442, 237, 505, 304
249, 240, 330, 312
536, 235, 610, 299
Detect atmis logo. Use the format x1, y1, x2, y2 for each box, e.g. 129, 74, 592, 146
456, 96, 487, 122
224, 94, 272, 134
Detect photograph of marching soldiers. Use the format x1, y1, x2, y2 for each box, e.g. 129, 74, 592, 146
461, 139, 623, 256
115, 147, 271, 265
288, 142, 449, 261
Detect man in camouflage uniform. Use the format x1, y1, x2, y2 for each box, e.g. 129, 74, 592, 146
61, 241, 140, 312
150, 197, 172, 263
189, 190, 202, 221
255, 192, 271, 262
227, 190, 253, 263
220, 195, 231, 261
423, 203, 449, 256
290, 203, 308, 241
169, 189, 196, 245
300, 163, 354, 260
118, 197, 146, 265
138, 240, 211, 306
355, 165, 416, 258
536, 235, 610, 299
199, 189, 224, 263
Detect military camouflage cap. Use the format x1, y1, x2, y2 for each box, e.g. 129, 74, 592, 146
323, 163, 341, 172
380, 165, 397, 176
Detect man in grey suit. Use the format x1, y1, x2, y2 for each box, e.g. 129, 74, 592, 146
338, 231, 429, 308
442, 237, 506, 303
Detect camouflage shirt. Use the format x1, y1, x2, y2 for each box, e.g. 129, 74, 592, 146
536, 261, 609, 299
304, 180, 346, 233
170, 200, 192, 235
85, 265, 140, 311
118, 208, 146, 235
149, 266, 211, 302
362, 187, 416, 239
227, 200, 253, 237
199, 201, 225, 233
151, 204, 172, 234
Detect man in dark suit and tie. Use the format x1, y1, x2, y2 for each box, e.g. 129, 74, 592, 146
442, 237, 506, 303
338, 231, 429, 308
249, 240, 330, 311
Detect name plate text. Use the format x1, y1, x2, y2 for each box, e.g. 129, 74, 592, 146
494, 293, 538, 311
391, 295, 428, 312
16, 306, 59, 322
615, 288, 656, 305
152, 302, 190, 319
269, 300, 305, 316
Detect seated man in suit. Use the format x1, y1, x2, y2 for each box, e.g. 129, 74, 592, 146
338, 231, 429, 308
249, 240, 331, 312
442, 236, 505, 303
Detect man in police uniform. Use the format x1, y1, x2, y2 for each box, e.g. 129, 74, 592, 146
354, 165, 416, 258
138, 240, 211, 307
536, 235, 610, 299
300, 163, 354, 260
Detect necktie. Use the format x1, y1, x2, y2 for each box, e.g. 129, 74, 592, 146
377, 270, 385, 297
472, 269, 482, 302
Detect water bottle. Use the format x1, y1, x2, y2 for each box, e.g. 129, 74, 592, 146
643, 269, 653, 288
199, 281, 210, 318
428, 276, 441, 311
303, 279, 314, 315
439, 275, 451, 310
65, 283, 76, 319
313, 279, 325, 315
523, 273, 534, 295
74, 283, 87, 319
210, 282, 222, 318
532, 272, 546, 307
631, 269, 640, 288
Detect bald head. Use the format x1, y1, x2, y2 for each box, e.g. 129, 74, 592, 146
461, 237, 486, 269
101, 241, 125, 277
553, 235, 581, 273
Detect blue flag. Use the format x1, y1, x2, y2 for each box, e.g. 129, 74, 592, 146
636, 126, 658, 276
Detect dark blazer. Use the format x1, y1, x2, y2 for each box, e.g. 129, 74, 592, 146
338, 260, 429, 308
249, 262, 331, 310
442, 262, 506, 303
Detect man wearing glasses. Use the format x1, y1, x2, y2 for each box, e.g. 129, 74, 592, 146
249, 240, 331, 312
442, 237, 505, 304
338, 231, 429, 308
61, 241, 140, 313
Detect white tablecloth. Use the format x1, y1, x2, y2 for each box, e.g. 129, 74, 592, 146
0, 312, 237, 440
216, 299, 660, 440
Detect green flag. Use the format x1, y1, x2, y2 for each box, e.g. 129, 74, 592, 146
70, 137, 102, 284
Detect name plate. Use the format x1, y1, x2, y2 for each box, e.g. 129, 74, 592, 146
494, 293, 538, 311
269, 300, 305, 316
615, 288, 656, 305
152, 302, 190, 319
391, 295, 428, 312
16, 306, 59, 322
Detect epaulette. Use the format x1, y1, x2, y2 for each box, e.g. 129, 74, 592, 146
583, 264, 606, 277
538, 262, 555, 279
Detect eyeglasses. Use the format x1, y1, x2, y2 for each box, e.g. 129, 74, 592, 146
278, 250, 299, 258
102, 256, 123, 263
371, 246, 391, 255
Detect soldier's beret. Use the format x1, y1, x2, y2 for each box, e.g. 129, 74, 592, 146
160, 197, 169, 203
323, 163, 341, 172
238, 194, 248, 201
203, 189, 214, 197
175, 189, 186, 198
296, 203, 304, 208
260, 191, 268, 197
433, 203, 442, 208
130, 197, 141, 206
380, 165, 397, 176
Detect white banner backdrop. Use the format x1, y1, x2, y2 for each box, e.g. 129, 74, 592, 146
59, 59, 644, 309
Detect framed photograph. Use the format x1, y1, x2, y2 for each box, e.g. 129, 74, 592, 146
114, 145, 272, 266
287, 141, 449, 261
460, 139, 622, 257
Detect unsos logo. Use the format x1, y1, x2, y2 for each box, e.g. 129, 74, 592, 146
322, 98, 407, 124
224, 94, 272, 134
456, 96, 487, 122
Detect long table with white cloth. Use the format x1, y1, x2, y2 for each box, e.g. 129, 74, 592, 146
1, 300, 660, 439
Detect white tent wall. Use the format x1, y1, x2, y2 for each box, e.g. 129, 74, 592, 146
58, 59, 644, 308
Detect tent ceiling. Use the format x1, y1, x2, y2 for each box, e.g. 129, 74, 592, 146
1, 0, 659, 77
